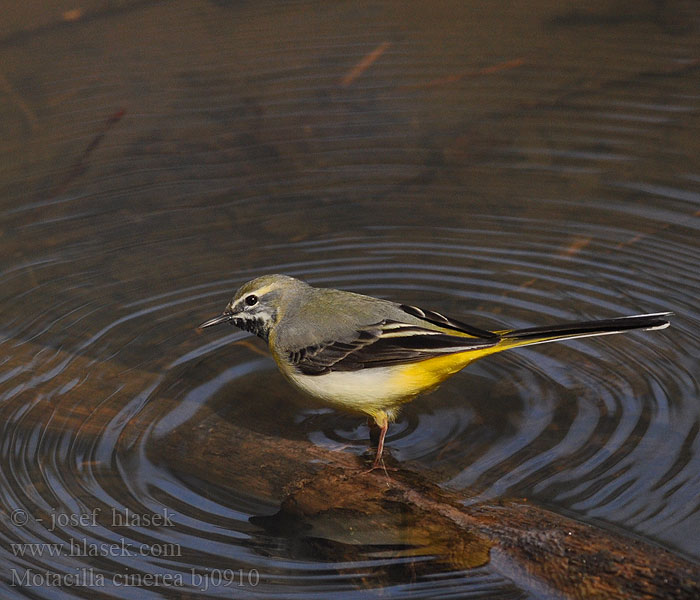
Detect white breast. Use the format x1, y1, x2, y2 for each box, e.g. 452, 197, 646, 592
284, 366, 410, 416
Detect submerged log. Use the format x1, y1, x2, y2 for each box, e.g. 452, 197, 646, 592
160, 409, 700, 600
3, 340, 698, 598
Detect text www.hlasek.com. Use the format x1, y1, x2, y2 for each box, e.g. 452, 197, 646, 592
11, 537, 180, 558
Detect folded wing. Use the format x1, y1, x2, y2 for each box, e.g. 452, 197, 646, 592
288, 320, 500, 375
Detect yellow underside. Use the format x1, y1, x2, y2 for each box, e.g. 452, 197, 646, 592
278, 334, 568, 426
389, 336, 562, 413
393, 347, 498, 400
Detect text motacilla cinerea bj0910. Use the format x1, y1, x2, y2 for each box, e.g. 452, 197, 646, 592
200, 274, 671, 470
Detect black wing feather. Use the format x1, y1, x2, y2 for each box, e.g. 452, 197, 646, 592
289, 319, 499, 376
399, 304, 498, 339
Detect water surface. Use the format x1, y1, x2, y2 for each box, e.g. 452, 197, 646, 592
1, 0, 699, 597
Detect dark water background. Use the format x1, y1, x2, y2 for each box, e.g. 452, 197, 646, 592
1, 0, 699, 597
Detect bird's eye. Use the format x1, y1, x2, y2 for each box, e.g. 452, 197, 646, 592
244, 294, 258, 306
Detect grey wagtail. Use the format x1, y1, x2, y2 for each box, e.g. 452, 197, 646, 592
200, 274, 670, 469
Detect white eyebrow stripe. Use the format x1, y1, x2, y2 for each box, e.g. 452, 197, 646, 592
237, 284, 276, 301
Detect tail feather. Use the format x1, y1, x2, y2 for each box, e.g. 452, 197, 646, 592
497, 312, 671, 348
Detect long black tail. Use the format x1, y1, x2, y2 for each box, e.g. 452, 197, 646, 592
497, 312, 671, 349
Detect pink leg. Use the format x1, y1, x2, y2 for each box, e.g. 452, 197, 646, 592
371, 418, 389, 470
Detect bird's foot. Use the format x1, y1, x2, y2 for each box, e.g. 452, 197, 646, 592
361, 455, 398, 478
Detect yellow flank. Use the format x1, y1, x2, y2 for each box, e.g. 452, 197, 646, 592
393, 346, 499, 399
393, 335, 560, 400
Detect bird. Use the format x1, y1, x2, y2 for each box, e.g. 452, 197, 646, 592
199, 274, 671, 470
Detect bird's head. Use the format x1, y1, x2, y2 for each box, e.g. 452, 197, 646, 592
199, 274, 308, 341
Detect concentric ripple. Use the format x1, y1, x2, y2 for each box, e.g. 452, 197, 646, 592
4, 214, 698, 596
2, 0, 700, 597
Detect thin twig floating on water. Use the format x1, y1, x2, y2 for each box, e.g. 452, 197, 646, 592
405, 57, 525, 90
49, 108, 125, 198
559, 236, 592, 257
340, 41, 391, 87
0, 71, 38, 131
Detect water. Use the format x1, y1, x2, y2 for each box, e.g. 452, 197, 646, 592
1, 0, 699, 597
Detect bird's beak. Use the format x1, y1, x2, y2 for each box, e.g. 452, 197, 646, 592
198, 313, 231, 329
